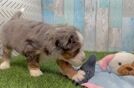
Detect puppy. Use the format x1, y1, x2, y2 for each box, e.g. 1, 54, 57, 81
0, 9, 86, 82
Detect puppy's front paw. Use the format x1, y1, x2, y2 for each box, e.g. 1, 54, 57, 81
0, 61, 10, 70
30, 69, 43, 77
72, 70, 85, 82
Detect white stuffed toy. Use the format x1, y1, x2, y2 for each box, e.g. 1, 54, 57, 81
98, 52, 134, 76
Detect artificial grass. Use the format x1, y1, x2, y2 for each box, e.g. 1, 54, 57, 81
0, 52, 112, 88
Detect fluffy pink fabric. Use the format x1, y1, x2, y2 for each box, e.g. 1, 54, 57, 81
82, 82, 103, 88
98, 54, 115, 70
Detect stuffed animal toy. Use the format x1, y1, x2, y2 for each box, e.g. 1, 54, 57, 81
98, 52, 134, 76
73, 52, 134, 88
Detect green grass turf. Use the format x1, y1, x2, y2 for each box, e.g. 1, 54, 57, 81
0, 52, 112, 88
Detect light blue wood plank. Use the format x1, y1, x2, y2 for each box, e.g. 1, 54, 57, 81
53, 0, 65, 24
122, 17, 134, 52
108, 28, 122, 52
99, 0, 109, 8
108, 0, 122, 52
95, 0, 109, 51
84, 0, 97, 51
74, 0, 85, 32
110, 0, 122, 28
64, 0, 74, 25
54, 16, 65, 24
42, 0, 54, 24
123, 0, 134, 17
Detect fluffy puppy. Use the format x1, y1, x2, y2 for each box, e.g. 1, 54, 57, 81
0, 9, 86, 82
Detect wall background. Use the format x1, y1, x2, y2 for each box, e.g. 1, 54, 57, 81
0, 0, 42, 55
42, 0, 134, 52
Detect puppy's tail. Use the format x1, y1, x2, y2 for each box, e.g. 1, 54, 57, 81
11, 8, 25, 20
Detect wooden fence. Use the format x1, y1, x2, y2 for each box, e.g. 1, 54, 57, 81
41, 0, 134, 52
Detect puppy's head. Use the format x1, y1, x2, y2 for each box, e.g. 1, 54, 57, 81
55, 26, 85, 66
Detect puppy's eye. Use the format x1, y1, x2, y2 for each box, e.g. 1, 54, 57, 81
118, 62, 122, 66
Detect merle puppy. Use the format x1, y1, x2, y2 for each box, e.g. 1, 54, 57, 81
0, 9, 86, 82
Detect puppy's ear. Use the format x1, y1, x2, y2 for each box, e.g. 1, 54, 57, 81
55, 37, 72, 51
65, 34, 78, 50
55, 33, 79, 51
55, 40, 59, 47
55, 39, 62, 50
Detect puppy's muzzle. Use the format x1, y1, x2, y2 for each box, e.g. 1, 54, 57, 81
68, 51, 86, 67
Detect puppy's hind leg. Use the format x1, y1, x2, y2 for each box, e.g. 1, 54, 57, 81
0, 46, 12, 69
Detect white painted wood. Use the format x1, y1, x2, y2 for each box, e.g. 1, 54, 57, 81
53, 0, 64, 17
53, 0, 65, 24
64, 0, 74, 25
108, 28, 122, 51
0, 0, 42, 21
84, 0, 97, 51
123, 0, 134, 17
95, 8, 109, 51
108, 0, 122, 52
